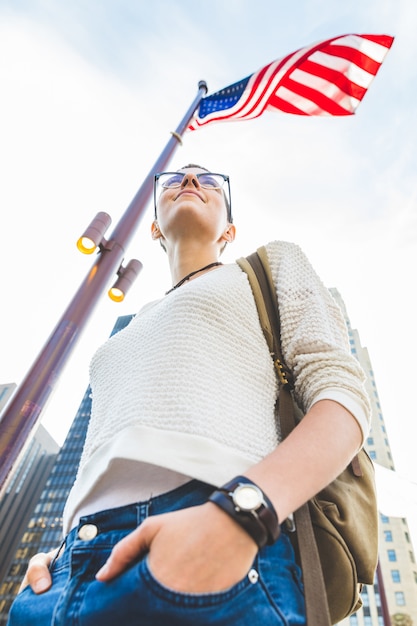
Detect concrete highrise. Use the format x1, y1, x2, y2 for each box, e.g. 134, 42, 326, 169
331, 289, 417, 626
0, 381, 58, 621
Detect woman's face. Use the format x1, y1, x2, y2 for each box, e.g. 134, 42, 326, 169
155, 167, 232, 247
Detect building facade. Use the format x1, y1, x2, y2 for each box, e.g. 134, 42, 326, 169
0, 401, 58, 621
0, 383, 16, 413
331, 289, 417, 626
0, 315, 133, 624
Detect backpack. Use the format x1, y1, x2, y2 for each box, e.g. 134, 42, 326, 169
237, 247, 378, 626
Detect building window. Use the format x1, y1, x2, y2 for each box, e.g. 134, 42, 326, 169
387, 550, 397, 562
0, 386, 11, 402
384, 530, 393, 542
369, 450, 377, 460
364, 617, 372, 626
380, 514, 389, 524
395, 591, 405, 606
391, 570, 401, 583
349, 615, 358, 625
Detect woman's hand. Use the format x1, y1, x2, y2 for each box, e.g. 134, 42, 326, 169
19, 549, 58, 594
96, 501, 258, 593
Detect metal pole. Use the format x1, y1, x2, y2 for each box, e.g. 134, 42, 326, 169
377, 560, 392, 625
0, 81, 208, 491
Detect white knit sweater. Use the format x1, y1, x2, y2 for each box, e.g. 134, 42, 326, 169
63, 241, 370, 532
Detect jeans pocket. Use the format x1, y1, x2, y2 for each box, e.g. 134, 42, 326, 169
138, 556, 254, 608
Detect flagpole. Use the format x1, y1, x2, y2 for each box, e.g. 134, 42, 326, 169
0, 80, 208, 492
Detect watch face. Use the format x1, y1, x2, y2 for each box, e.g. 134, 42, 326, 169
233, 484, 263, 511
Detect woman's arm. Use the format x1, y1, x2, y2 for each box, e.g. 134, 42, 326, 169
245, 399, 362, 522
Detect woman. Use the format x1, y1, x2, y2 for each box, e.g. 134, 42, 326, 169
8, 164, 370, 625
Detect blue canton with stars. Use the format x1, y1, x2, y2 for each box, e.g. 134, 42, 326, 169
198, 76, 251, 119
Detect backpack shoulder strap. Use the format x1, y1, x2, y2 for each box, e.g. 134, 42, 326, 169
236, 247, 295, 440
236, 247, 332, 626
236, 247, 294, 390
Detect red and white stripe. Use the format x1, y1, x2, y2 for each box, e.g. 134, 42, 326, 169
189, 34, 394, 130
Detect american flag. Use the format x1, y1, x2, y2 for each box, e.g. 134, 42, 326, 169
188, 34, 394, 130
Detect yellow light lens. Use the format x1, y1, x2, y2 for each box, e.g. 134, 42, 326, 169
77, 236, 96, 254
108, 287, 125, 302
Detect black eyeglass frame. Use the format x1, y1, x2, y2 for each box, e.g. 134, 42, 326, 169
153, 171, 232, 222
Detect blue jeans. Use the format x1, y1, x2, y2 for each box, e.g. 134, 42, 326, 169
8, 480, 305, 625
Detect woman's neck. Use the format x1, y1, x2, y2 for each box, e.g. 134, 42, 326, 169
167, 243, 221, 287
165, 261, 223, 295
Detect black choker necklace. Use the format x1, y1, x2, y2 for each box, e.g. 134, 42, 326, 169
166, 262, 223, 295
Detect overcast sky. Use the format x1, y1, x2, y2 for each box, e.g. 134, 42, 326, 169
0, 1, 416, 545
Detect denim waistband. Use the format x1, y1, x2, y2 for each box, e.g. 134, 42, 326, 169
52, 479, 292, 577
66, 479, 215, 542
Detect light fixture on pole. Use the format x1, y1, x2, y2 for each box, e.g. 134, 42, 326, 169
77, 212, 112, 254
109, 259, 142, 302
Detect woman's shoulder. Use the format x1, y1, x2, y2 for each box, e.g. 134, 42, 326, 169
263, 239, 302, 255
260, 241, 321, 290
262, 240, 307, 268
136, 298, 163, 315
235, 240, 309, 277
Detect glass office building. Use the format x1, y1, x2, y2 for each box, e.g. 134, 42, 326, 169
0, 416, 58, 620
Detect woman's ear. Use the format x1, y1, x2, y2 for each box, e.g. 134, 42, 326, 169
151, 221, 167, 252
151, 221, 161, 240
223, 224, 236, 244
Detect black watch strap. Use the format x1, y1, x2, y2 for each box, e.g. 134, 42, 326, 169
221, 476, 280, 544
209, 476, 280, 548
209, 489, 269, 548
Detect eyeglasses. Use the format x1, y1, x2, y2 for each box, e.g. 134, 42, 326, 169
154, 171, 232, 221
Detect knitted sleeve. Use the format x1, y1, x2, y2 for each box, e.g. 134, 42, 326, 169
265, 241, 371, 439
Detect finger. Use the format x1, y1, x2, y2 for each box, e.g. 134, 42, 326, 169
96, 518, 158, 581
24, 552, 54, 594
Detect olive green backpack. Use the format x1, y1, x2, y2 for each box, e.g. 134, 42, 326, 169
237, 247, 378, 626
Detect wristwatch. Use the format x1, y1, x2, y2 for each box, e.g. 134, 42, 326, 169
209, 476, 280, 548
